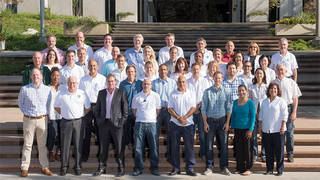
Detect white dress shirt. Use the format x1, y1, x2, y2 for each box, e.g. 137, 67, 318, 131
45, 64, 62, 71
158, 45, 184, 65
68, 44, 94, 62
111, 68, 127, 88
59, 64, 85, 89
187, 76, 210, 104
204, 75, 214, 88
132, 91, 161, 123
219, 63, 227, 76
79, 73, 106, 103
259, 96, 288, 133
93, 47, 113, 73
54, 89, 91, 119
170, 72, 192, 82
249, 83, 268, 113
168, 89, 196, 126
244, 55, 261, 71
271, 51, 298, 77
238, 73, 254, 89
272, 77, 302, 105
189, 49, 214, 67
264, 68, 276, 85
48, 86, 62, 120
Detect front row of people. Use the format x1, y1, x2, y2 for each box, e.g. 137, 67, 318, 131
18, 63, 297, 177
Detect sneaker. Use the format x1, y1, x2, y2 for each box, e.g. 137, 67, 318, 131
287, 156, 294, 163
253, 155, 257, 162
221, 168, 231, 176
202, 168, 213, 175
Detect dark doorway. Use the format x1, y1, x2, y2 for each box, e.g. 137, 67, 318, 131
153, 0, 232, 22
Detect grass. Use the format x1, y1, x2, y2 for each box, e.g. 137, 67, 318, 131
290, 39, 320, 51
0, 10, 94, 51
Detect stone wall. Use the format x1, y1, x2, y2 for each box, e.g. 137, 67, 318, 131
83, 0, 105, 21
116, 0, 138, 22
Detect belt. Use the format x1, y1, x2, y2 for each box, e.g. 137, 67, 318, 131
105, 118, 111, 121
62, 118, 81, 121
24, 115, 46, 119
207, 116, 226, 122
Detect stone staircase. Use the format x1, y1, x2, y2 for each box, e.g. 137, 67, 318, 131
90, 22, 313, 52
0, 113, 319, 173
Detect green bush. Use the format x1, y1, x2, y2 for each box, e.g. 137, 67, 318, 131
64, 16, 102, 28
291, 39, 314, 51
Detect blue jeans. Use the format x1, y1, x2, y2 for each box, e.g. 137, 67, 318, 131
193, 113, 205, 158
134, 122, 158, 172
156, 108, 171, 157
286, 105, 294, 157
205, 118, 229, 170
46, 119, 61, 151
253, 120, 265, 157
169, 122, 195, 172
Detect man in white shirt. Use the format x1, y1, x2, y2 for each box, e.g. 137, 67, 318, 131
168, 75, 197, 176
76, 47, 89, 75
164, 46, 178, 76
79, 59, 106, 162
271, 38, 298, 82
131, 78, 161, 176
238, 61, 254, 88
111, 54, 127, 88
94, 34, 114, 73
158, 33, 184, 65
187, 63, 209, 160
59, 50, 85, 90
272, 63, 302, 163
68, 32, 94, 62
54, 76, 91, 176
189, 38, 213, 67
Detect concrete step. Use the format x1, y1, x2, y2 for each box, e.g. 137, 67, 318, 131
0, 157, 319, 172
0, 86, 21, 92
0, 93, 19, 99
0, 99, 18, 107
0, 76, 22, 86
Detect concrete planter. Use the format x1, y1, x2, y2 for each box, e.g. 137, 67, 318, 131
247, 15, 268, 22
275, 24, 316, 36
0, 40, 5, 50
64, 23, 109, 36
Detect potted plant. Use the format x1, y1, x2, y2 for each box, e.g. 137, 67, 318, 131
0, 24, 6, 50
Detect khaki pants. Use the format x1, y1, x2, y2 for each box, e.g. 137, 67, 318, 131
21, 116, 49, 170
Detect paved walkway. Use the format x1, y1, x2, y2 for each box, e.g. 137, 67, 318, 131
0, 172, 319, 180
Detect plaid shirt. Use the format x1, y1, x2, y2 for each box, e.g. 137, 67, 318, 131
222, 76, 244, 102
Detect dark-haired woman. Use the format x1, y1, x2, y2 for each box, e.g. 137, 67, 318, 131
170, 57, 192, 82
259, 83, 288, 176
249, 68, 268, 162
230, 85, 256, 175
259, 55, 276, 85
45, 49, 62, 70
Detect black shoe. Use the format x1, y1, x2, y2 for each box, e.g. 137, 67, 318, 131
74, 169, 82, 176
115, 167, 125, 177
60, 168, 67, 176
151, 170, 160, 176
186, 170, 197, 176
263, 171, 273, 175
93, 168, 106, 176
131, 171, 142, 176
168, 170, 180, 176
275, 172, 283, 176
261, 156, 266, 163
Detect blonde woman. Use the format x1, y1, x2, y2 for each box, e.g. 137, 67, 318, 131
244, 42, 261, 73
205, 61, 220, 87
213, 48, 227, 76
136, 45, 159, 79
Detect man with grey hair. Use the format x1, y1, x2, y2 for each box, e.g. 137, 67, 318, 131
54, 76, 91, 176
222, 41, 235, 63
124, 34, 144, 67
68, 31, 94, 62
272, 63, 301, 163
189, 37, 213, 67
18, 68, 53, 177
271, 38, 298, 82
41, 34, 65, 65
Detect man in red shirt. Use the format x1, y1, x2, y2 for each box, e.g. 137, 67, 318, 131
222, 41, 235, 63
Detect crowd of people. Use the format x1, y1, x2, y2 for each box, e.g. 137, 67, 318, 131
18, 32, 302, 177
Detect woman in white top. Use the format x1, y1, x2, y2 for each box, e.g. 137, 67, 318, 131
204, 61, 220, 87
259, 82, 288, 176
139, 61, 158, 81
259, 55, 276, 85
244, 42, 261, 73
213, 48, 227, 76
45, 49, 62, 70
47, 67, 62, 162
170, 57, 192, 82
233, 50, 244, 76
249, 68, 268, 162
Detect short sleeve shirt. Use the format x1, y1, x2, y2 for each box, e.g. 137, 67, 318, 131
132, 91, 161, 123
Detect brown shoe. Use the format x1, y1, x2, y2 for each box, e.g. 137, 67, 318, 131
49, 151, 55, 162
42, 168, 53, 176
55, 150, 61, 161
21, 170, 28, 177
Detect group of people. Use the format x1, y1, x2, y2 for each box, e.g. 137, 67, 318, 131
18, 31, 301, 177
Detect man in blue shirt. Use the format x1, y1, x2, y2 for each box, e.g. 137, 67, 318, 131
201, 71, 232, 176
102, 46, 120, 76
124, 34, 144, 67
119, 65, 142, 168
222, 61, 244, 102
152, 64, 176, 161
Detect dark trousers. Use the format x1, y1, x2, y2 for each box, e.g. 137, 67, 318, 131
134, 122, 158, 172
205, 118, 228, 170
156, 108, 171, 157
98, 119, 123, 167
234, 129, 253, 172
263, 132, 285, 173
286, 104, 294, 157
193, 112, 205, 157
47, 119, 61, 151
253, 120, 265, 157
60, 118, 83, 170
82, 107, 99, 161
121, 115, 135, 167
170, 122, 195, 172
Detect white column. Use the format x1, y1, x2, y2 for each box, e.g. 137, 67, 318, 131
83, 0, 105, 21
